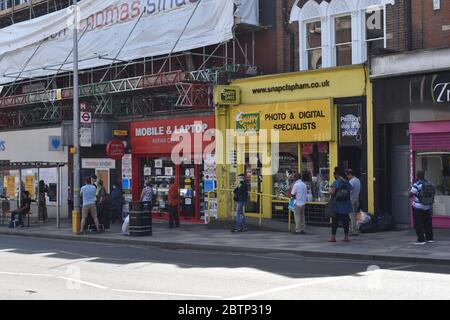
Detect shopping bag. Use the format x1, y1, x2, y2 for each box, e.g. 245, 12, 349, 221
121, 215, 129, 235
288, 198, 295, 211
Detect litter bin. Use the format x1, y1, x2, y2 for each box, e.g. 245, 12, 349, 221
129, 202, 152, 236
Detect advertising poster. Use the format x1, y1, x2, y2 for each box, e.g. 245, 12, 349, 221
25, 175, 35, 199
6, 176, 15, 198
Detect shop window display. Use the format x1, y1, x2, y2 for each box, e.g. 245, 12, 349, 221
141, 157, 174, 212
416, 152, 450, 217
273, 143, 299, 198
301, 142, 330, 202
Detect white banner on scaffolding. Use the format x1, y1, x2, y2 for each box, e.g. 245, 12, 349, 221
0, 0, 234, 85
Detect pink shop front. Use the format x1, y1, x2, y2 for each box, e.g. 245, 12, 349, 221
410, 121, 450, 228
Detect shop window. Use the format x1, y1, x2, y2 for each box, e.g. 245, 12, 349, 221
306, 21, 322, 70
365, 7, 385, 56
141, 157, 174, 211
272, 143, 299, 198
334, 15, 352, 67
301, 142, 330, 202
416, 152, 450, 217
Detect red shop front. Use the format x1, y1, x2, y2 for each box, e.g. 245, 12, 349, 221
130, 116, 215, 222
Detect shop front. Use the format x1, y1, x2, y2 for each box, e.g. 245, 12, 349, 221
372, 61, 450, 228
130, 115, 216, 222
214, 65, 374, 224
410, 121, 450, 228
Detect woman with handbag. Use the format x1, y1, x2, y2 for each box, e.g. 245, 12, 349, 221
328, 167, 353, 243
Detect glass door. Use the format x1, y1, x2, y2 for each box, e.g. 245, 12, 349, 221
179, 162, 196, 218
244, 153, 262, 214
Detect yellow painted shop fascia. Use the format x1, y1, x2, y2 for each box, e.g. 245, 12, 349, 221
230, 64, 367, 105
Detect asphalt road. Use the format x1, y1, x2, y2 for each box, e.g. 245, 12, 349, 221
0, 234, 449, 300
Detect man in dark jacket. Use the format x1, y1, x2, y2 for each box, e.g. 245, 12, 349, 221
10, 191, 31, 228
231, 174, 249, 232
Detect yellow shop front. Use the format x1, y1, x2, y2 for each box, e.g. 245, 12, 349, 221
214, 65, 374, 225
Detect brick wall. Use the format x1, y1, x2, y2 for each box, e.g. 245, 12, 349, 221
412, 0, 450, 50
386, 0, 408, 52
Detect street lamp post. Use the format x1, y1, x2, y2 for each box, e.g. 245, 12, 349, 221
72, 0, 80, 233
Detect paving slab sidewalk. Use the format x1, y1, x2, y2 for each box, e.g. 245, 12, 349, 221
1, 220, 450, 265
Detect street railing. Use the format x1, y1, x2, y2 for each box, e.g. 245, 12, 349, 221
206, 188, 292, 232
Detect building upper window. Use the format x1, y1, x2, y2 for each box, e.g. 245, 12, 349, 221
0, 0, 7, 11
306, 21, 322, 70
291, 0, 395, 71
334, 15, 352, 66
365, 7, 385, 55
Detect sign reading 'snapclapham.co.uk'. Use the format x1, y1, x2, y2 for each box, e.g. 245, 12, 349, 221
0, 0, 234, 85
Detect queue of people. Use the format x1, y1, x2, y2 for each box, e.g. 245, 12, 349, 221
4, 167, 436, 245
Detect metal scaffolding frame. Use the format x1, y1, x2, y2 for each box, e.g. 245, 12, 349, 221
0, 0, 262, 129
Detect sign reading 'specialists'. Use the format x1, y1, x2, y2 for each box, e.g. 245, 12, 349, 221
232, 99, 333, 143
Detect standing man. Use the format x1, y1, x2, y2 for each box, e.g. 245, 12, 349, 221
291, 172, 308, 235
346, 169, 361, 236
409, 170, 435, 245
38, 180, 49, 223
168, 178, 180, 229
231, 174, 249, 233
78, 177, 102, 234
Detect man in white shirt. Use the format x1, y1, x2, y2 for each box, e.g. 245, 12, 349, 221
346, 169, 361, 236
291, 173, 308, 234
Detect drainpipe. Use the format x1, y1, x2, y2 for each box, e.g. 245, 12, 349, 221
283, 0, 296, 72
405, 0, 413, 51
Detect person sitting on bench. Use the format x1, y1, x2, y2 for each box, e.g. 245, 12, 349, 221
10, 191, 31, 228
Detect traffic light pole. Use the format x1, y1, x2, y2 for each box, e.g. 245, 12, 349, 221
72, 0, 80, 233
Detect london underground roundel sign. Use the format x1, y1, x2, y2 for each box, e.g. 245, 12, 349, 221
106, 139, 125, 160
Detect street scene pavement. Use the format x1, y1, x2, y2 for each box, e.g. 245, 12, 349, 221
1, 220, 450, 265
1, 234, 450, 300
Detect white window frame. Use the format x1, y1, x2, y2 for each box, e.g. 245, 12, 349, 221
332, 13, 353, 67
304, 19, 323, 70
362, 5, 387, 61
0, 0, 7, 11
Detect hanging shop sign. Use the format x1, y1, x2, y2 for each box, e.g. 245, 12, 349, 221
232, 99, 333, 143
433, 72, 450, 104
81, 158, 116, 169
131, 116, 215, 154
339, 104, 363, 146
0, 0, 234, 85
113, 130, 129, 137
106, 139, 126, 160
214, 86, 241, 105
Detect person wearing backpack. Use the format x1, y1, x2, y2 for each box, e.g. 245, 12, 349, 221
328, 167, 353, 243
409, 170, 435, 245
